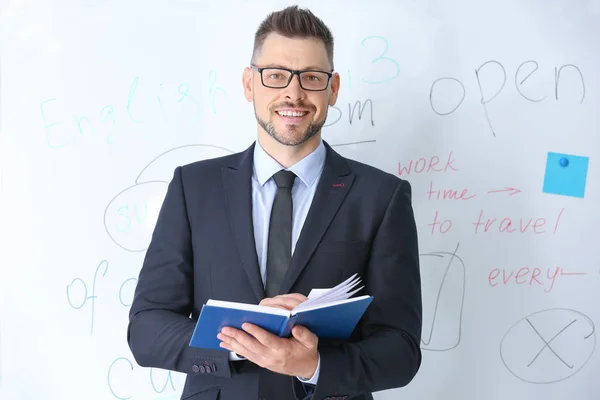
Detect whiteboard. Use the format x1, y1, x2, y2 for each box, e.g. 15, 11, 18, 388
1, 0, 599, 399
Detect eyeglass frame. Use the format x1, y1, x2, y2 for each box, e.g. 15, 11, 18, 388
250, 65, 334, 92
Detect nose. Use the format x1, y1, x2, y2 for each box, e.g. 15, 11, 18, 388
282, 73, 306, 102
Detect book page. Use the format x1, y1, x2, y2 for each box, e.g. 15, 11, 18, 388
294, 273, 367, 312
307, 288, 329, 299
206, 299, 291, 316
292, 295, 372, 314
306, 273, 359, 300
302, 274, 361, 304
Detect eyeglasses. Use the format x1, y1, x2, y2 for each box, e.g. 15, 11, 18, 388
250, 65, 333, 91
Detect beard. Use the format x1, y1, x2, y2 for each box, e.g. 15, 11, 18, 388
254, 101, 327, 147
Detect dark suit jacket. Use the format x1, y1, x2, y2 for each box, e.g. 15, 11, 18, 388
127, 140, 422, 400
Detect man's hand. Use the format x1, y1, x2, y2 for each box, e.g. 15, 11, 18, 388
217, 322, 319, 379
259, 293, 308, 311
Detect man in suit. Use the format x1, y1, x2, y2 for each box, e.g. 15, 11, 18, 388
127, 5, 422, 400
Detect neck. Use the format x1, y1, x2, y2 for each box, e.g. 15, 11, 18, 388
257, 131, 321, 168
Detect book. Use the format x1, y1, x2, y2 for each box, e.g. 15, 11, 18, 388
189, 273, 374, 351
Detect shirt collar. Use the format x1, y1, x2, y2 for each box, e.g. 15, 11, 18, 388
253, 139, 326, 188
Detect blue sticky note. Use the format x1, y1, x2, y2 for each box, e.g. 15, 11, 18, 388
543, 152, 589, 198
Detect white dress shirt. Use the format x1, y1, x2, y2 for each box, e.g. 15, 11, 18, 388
227, 139, 326, 386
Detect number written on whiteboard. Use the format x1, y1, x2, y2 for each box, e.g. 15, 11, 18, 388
361, 36, 400, 84
325, 99, 375, 127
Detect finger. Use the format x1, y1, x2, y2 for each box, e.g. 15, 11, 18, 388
260, 293, 308, 305
219, 339, 265, 368
277, 293, 309, 303
220, 326, 267, 356
218, 328, 251, 355
260, 297, 304, 310
291, 325, 318, 349
241, 322, 281, 350
218, 332, 250, 357
218, 328, 270, 366
218, 337, 243, 354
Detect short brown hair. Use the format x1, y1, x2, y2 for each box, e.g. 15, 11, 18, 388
251, 5, 335, 70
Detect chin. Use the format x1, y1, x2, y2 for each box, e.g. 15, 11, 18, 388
271, 131, 314, 147
258, 115, 322, 147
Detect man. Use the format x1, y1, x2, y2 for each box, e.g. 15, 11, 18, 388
127, 5, 422, 400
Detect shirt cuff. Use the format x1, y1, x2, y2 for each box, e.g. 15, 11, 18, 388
228, 352, 247, 361
296, 352, 320, 385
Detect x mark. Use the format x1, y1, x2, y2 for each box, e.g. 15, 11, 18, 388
526, 318, 577, 369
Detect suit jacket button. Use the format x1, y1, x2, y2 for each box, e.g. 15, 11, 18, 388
192, 364, 200, 373
211, 363, 217, 372
199, 365, 206, 373
205, 365, 212, 373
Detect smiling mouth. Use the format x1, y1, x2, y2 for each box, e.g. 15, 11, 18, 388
275, 110, 310, 118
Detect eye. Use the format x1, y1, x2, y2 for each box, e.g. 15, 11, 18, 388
303, 74, 322, 81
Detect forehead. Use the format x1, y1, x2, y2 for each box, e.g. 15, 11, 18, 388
256, 32, 330, 70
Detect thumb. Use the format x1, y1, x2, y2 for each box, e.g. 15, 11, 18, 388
292, 325, 317, 347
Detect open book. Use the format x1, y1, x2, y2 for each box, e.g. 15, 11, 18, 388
189, 274, 373, 351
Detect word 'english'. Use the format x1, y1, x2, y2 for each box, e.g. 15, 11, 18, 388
40, 73, 229, 149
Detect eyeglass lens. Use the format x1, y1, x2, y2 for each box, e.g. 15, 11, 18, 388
261, 68, 329, 90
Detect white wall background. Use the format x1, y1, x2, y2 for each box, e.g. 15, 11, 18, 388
1, 0, 599, 399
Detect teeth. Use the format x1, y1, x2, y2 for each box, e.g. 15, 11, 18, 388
277, 110, 307, 117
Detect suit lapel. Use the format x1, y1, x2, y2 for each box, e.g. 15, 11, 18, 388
278, 143, 355, 295
221, 143, 265, 302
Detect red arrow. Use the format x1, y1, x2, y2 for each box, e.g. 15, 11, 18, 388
487, 187, 521, 196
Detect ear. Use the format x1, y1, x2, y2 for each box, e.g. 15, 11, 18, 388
328, 72, 341, 107
242, 67, 254, 102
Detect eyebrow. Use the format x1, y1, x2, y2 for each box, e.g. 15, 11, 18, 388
261, 63, 331, 72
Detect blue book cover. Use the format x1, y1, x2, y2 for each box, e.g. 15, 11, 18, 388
189, 295, 374, 352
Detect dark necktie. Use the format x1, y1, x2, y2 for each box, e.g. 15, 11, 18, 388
265, 170, 296, 297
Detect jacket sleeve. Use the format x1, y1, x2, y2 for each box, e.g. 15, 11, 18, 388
126, 166, 233, 378
294, 179, 423, 399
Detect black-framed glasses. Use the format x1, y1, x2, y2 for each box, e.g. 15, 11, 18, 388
250, 65, 333, 91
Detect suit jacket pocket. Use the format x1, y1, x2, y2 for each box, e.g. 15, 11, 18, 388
180, 386, 220, 400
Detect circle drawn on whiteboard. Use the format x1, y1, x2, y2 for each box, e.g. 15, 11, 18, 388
135, 144, 235, 184
500, 308, 595, 384
104, 181, 168, 252
104, 144, 234, 252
